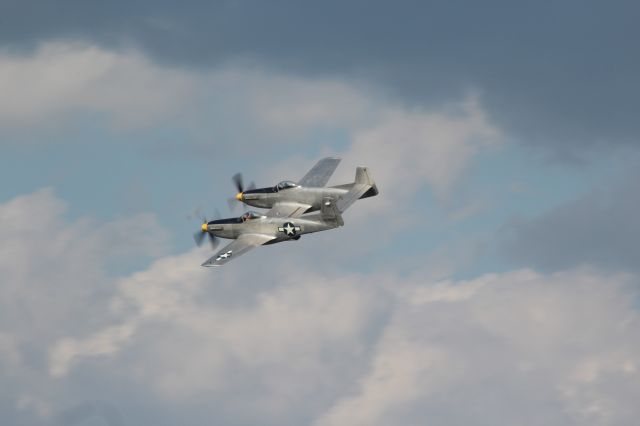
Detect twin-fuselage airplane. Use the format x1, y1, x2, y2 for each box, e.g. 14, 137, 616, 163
195, 157, 378, 266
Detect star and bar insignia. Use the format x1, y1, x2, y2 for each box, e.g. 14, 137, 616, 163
278, 222, 301, 236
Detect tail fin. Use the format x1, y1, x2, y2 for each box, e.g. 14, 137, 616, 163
355, 167, 379, 199
355, 167, 373, 185
335, 167, 378, 213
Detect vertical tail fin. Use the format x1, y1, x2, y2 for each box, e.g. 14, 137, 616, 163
355, 167, 373, 185
355, 167, 378, 199
335, 167, 378, 212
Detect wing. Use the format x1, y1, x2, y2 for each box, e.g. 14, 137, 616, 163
201, 234, 275, 267
266, 201, 312, 219
298, 157, 341, 188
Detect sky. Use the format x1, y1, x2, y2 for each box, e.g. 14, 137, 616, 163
1, 2, 640, 425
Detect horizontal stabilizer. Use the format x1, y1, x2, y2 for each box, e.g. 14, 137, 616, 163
336, 167, 378, 212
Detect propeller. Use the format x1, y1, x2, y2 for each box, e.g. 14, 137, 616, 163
193, 211, 221, 250
232, 172, 245, 194
229, 172, 256, 210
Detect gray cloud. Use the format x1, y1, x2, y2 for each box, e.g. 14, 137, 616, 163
500, 166, 640, 272
2, 1, 639, 153
55, 401, 123, 426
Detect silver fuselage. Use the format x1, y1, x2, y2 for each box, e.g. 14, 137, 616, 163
241, 185, 351, 212
206, 214, 337, 243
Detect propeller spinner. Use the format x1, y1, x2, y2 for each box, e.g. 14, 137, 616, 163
193, 218, 219, 250
229, 172, 255, 209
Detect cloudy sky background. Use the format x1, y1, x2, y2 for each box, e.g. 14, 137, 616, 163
2, 2, 640, 425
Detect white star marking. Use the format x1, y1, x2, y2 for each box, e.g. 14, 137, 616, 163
278, 222, 301, 236
216, 250, 233, 261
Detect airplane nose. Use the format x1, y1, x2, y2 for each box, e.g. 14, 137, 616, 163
235, 192, 244, 201
201, 223, 208, 232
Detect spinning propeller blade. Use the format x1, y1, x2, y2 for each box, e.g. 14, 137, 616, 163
193, 217, 220, 250
230, 172, 256, 208
232, 172, 244, 193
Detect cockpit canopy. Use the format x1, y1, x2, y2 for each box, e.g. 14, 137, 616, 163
241, 211, 265, 221
276, 181, 298, 191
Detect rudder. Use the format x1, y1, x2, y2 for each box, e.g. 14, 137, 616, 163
355, 167, 379, 199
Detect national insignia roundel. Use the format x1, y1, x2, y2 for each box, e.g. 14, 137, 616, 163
278, 222, 301, 236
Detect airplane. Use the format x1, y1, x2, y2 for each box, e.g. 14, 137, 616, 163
230, 157, 378, 217
195, 163, 377, 267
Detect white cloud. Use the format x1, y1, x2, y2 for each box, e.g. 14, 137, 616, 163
2, 189, 639, 425
0, 43, 369, 134
0, 189, 169, 423
341, 95, 499, 203
1, 42, 500, 207
317, 268, 640, 426
0, 43, 195, 127
50, 260, 388, 412
50, 324, 136, 378
40, 233, 640, 426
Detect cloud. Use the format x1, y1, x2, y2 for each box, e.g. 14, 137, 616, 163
44, 249, 640, 425
49, 258, 390, 411
500, 167, 640, 273
341, 96, 499, 203
0, 187, 168, 337
0, 43, 195, 128
316, 269, 640, 426
2, 189, 640, 425
0, 43, 373, 138
245, 85, 500, 213
0, 188, 168, 424
2, 1, 639, 153
50, 324, 136, 378
0, 42, 501, 214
